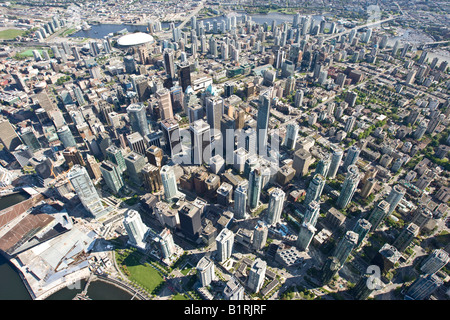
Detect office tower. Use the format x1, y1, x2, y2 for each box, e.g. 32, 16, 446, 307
221, 114, 235, 164
127, 103, 149, 137
146, 145, 163, 167
352, 273, 375, 300
106, 145, 126, 173
248, 258, 266, 293
141, 163, 162, 193
178, 62, 191, 92
414, 120, 428, 140
367, 200, 390, 232
163, 48, 176, 79
253, 221, 268, 250
210, 154, 225, 175
385, 184, 406, 216
197, 256, 215, 287
155, 228, 176, 259
86, 154, 102, 181
124, 152, 147, 185
123, 55, 136, 74
170, 83, 184, 112
427, 112, 445, 134
321, 256, 341, 284
123, 209, 149, 249
294, 89, 304, 108
57, 125, 77, 148
68, 164, 106, 218
327, 147, 343, 179
342, 145, 360, 172
336, 165, 360, 209
224, 277, 244, 300
100, 160, 125, 195
315, 153, 331, 178
234, 183, 248, 220
63, 147, 85, 167
344, 116, 356, 133
256, 92, 271, 155
161, 165, 179, 201
353, 218, 372, 247
190, 119, 211, 165
205, 96, 224, 137
242, 127, 256, 157
304, 174, 325, 206
216, 228, 234, 262
393, 223, 419, 252
420, 249, 449, 275
303, 200, 320, 227
284, 123, 298, 150
333, 231, 359, 266
336, 73, 347, 88
297, 222, 316, 251
405, 274, 443, 300
248, 167, 263, 210
156, 88, 174, 120
126, 132, 146, 155
267, 188, 285, 226
160, 118, 181, 157
293, 148, 313, 177
20, 127, 41, 152
360, 177, 376, 199
179, 202, 202, 240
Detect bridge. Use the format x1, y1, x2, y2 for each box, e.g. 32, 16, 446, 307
323, 15, 402, 42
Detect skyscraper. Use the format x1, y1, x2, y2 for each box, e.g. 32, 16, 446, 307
297, 222, 316, 251
161, 165, 179, 201
333, 230, 359, 266
68, 165, 106, 218
284, 123, 299, 150
367, 200, 390, 232
352, 218, 372, 247
234, 183, 248, 219
253, 220, 268, 250
0, 118, 22, 152
248, 166, 263, 210
57, 125, 77, 148
336, 165, 360, 209
393, 223, 419, 252
321, 256, 341, 285
327, 147, 343, 179
342, 145, 360, 172
303, 200, 320, 227
141, 163, 162, 193
385, 184, 406, 216
163, 48, 176, 79
247, 258, 266, 293
267, 188, 285, 226
420, 249, 449, 275
160, 118, 181, 157
405, 274, 443, 300
315, 153, 331, 178
197, 256, 215, 287
156, 88, 174, 120
256, 92, 271, 155
100, 160, 125, 195
124, 152, 147, 186
179, 61, 192, 92
224, 277, 244, 300
205, 96, 224, 138
190, 119, 211, 165
127, 103, 150, 137
293, 148, 313, 177
156, 228, 176, 259
216, 228, 234, 262
123, 209, 149, 249
304, 174, 325, 206
106, 145, 127, 173
179, 202, 202, 240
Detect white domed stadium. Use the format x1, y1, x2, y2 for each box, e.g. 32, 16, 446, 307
117, 32, 155, 47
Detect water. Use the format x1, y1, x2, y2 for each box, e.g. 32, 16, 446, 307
0, 254, 32, 300
46, 279, 133, 300
69, 12, 320, 39
0, 192, 29, 212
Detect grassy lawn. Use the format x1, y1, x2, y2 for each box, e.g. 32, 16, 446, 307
172, 293, 188, 300
119, 250, 165, 293
17, 49, 45, 58
0, 29, 25, 39
180, 262, 194, 276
